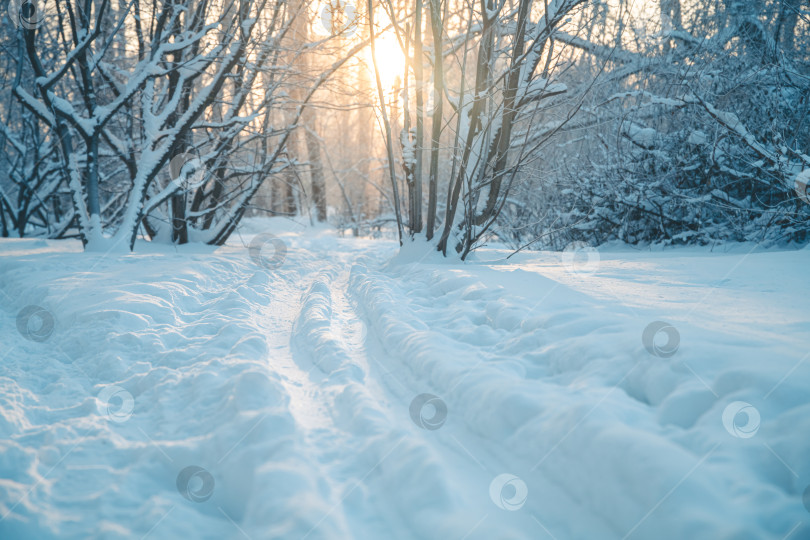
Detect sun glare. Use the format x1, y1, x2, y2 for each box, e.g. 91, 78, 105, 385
367, 31, 406, 88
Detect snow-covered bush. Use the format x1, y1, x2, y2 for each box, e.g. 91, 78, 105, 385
494, 0, 810, 249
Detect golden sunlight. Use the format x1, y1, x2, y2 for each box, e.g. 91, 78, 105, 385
367, 31, 406, 88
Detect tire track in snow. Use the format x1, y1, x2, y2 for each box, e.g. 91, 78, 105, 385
346, 263, 602, 539
346, 260, 801, 540
289, 260, 528, 540
4, 234, 804, 539
0, 242, 344, 539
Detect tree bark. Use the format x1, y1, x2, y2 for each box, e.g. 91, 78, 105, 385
412, 0, 424, 233
426, 0, 443, 240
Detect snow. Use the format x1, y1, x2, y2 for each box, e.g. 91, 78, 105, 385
624, 122, 658, 148
688, 130, 708, 145
1, 222, 809, 539
796, 169, 810, 204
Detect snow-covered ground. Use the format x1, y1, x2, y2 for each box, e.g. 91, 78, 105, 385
1, 220, 809, 540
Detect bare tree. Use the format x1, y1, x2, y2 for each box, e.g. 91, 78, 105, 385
9, 0, 364, 250
374, 0, 586, 256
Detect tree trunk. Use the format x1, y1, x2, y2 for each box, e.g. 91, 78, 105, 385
412, 0, 424, 233
426, 0, 444, 240
368, 0, 403, 243
305, 121, 328, 222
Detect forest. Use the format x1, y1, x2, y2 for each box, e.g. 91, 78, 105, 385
2, 0, 808, 255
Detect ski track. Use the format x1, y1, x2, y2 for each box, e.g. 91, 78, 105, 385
0, 233, 808, 540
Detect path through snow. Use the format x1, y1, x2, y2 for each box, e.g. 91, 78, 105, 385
1, 223, 809, 539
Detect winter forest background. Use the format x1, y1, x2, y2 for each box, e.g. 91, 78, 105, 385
2, 1, 810, 539
2, 0, 809, 254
